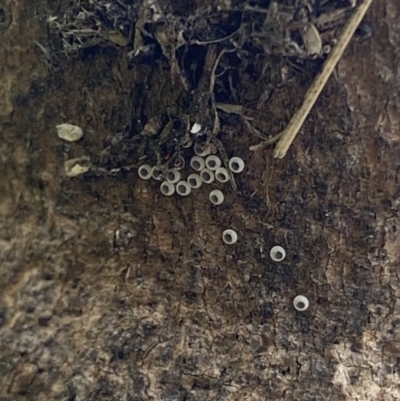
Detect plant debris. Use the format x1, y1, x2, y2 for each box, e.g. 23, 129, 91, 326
56, 123, 84, 142
64, 157, 91, 177
47, 0, 365, 168
252, 0, 374, 158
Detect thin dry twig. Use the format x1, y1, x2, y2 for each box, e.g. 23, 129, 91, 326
249, 132, 282, 150
192, 27, 242, 46
250, 0, 374, 158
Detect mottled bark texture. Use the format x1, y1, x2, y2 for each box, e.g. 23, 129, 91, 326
1, 1, 400, 401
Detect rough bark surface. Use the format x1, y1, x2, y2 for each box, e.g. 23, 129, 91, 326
1, 1, 400, 401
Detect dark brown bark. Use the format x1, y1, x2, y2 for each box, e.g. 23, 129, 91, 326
1, 1, 400, 400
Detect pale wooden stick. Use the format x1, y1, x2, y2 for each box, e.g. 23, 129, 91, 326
250, 0, 374, 157
273, 0, 373, 158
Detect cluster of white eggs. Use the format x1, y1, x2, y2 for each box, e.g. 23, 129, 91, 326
138, 152, 245, 249
138, 154, 244, 202
137, 138, 308, 312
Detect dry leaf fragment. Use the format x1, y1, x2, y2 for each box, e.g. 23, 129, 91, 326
301, 23, 322, 55
64, 157, 91, 177
56, 123, 83, 142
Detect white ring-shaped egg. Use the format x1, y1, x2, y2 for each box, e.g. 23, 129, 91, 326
187, 173, 202, 189
200, 168, 215, 184
270, 246, 286, 262
205, 155, 222, 171
160, 181, 175, 196
215, 167, 230, 183
293, 295, 309, 311
190, 156, 205, 172
222, 229, 238, 245
176, 181, 192, 196
165, 168, 181, 184
151, 165, 164, 181
209, 189, 224, 205
182, 139, 193, 149
229, 157, 245, 173
173, 156, 185, 170
138, 164, 152, 180
194, 143, 211, 157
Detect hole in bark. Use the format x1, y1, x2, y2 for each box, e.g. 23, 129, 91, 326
42, 272, 53, 280
0, 307, 6, 327
0, 9, 6, 24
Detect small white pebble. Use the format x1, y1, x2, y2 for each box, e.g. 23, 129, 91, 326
293, 295, 309, 311
270, 246, 286, 262
222, 229, 238, 245
56, 123, 83, 142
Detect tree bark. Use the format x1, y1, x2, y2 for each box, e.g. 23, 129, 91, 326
1, 1, 400, 400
